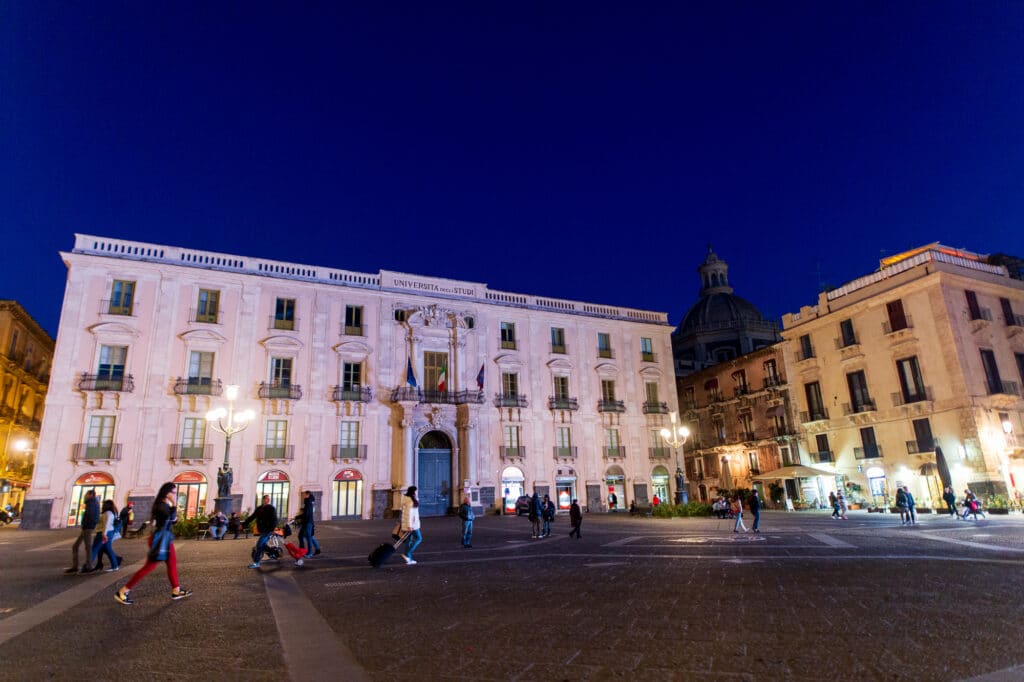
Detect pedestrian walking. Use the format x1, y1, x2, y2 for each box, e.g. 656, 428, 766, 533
837, 491, 849, 519
829, 491, 840, 519
245, 495, 278, 568
609, 491, 618, 511
568, 499, 582, 539
118, 502, 133, 538
895, 486, 908, 524
114, 482, 192, 605
528, 491, 541, 539
732, 494, 747, 532
400, 486, 422, 564
89, 499, 121, 573
541, 494, 555, 537
297, 491, 321, 557
65, 489, 100, 575
749, 489, 761, 533
458, 495, 474, 547
942, 487, 958, 517
903, 486, 917, 525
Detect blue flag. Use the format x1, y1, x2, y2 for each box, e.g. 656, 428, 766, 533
406, 357, 418, 388
476, 363, 484, 390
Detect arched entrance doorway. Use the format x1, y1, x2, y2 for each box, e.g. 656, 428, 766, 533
173, 471, 208, 518
417, 431, 451, 517
332, 468, 363, 519
651, 465, 670, 504
257, 470, 290, 517
67, 472, 116, 527
501, 466, 525, 514
605, 465, 625, 511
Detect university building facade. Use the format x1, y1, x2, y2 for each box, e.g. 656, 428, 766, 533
22, 235, 677, 528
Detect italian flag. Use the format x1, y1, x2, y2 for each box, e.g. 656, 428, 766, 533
437, 359, 448, 392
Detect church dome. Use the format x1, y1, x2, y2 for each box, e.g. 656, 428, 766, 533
675, 246, 774, 337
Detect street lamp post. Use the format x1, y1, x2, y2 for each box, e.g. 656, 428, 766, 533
205, 385, 255, 515
661, 411, 690, 505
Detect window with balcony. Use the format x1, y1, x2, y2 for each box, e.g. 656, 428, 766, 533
96, 345, 128, 391
555, 426, 574, 458
798, 334, 814, 360
502, 425, 523, 458
334, 361, 368, 401
649, 428, 670, 458
196, 289, 219, 323
643, 381, 667, 414
598, 379, 624, 412
763, 359, 781, 387
264, 419, 288, 459
981, 349, 1004, 395
424, 351, 448, 397
748, 451, 759, 474
261, 357, 299, 399
185, 351, 215, 393
839, 318, 857, 347
641, 337, 655, 362
1001, 297, 1024, 327
738, 413, 755, 441
846, 370, 874, 413
550, 375, 575, 409
84, 415, 116, 460
334, 421, 361, 459
886, 299, 908, 333
812, 433, 831, 462
500, 322, 517, 350
896, 355, 927, 403
732, 369, 748, 396
274, 298, 296, 330
597, 333, 612, 358
604, 428, 624, 458
7, 329, 18, 357
496, 372, 527, 407
175, 417, 208, 461
857, 426, 880, 459
804, 381, 826, 421
550, 327, 566, 354
108, 280, 135, 315
344, 305, 364, 336
909, 418, 934, 453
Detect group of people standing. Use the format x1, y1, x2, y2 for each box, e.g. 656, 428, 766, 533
524, 491, 583, 539
828, 490, 850, 519
730, 490, 761, 533
64, 490, 133, 575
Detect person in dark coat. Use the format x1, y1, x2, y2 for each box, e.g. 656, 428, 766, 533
903, 486, 917, 525
749, 489, 762, 533
942, 487, 958, 517
540, 494, 555, 538
528, 491, 542, 539
829, 491, 840, 519
458, 495, 475, 548
65, 489, 100, 574
245, 495, 278, 568
569, 499, 583, 539
297, 491, 321, 556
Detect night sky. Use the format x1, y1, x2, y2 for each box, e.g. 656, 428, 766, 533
4, 3, 1024, 338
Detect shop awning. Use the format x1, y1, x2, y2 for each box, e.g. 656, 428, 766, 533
750, 465, 836, 480
765, 405, 786, 418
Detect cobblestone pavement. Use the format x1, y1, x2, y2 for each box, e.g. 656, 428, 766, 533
2, 510, 1024, 681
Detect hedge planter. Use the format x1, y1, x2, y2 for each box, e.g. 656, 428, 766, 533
987, 508, 1010, 515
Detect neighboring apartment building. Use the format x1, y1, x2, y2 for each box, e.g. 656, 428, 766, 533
22, 235, 678, 528
781, 244, 1024, 508
676, 345, 803, 502
0, 301, 54, 512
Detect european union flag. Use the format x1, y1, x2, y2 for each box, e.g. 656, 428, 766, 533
406, 357, 418, 388
476, 363, 484, 390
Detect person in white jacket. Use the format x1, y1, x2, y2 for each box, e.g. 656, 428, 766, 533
400, 486, 422, 565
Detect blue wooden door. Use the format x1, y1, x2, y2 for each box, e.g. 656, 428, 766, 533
417, 448, 451, 516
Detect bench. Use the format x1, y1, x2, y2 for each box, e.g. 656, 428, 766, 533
123, 520, 150, 539
196, 521, 210, 539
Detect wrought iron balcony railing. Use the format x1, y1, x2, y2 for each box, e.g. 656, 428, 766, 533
256, 444, 295, 461
553, 446, 578, 459
763, 375, 785, 389
101, 299, 134, 316
551, 343, 567, 354
390, 387, 485, 404
597, 399, 626, 413
842, 399, 876, 415
331, 444, 368, 461
987, 380, 1021, 397
799, 408, 829, 423
169, 444, 214, 463
494, 393, 529, 408
809, 450, 832, 463
190, 308, 219, 324
598, 348, 614, 359
604, 446, 626, 458
500, 446, 525, 459
642, 401, 669, 414
891, 387, 933, 406
641, 351, 656, 363
883, 315, 914, 335
331, 386, 373, 402
648, 447, 672, 460
906, 439, 935, 455
269, 315, 299, 331
259, 382, 302, 399
548, 396, 579, 411
78, 373, 135, 392
854, 445, 883, 459
173, 377, 224, 396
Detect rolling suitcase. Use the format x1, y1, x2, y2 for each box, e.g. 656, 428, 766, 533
369, 532, 408, 568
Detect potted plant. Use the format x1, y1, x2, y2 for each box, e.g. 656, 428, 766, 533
986, 494, 1010, 514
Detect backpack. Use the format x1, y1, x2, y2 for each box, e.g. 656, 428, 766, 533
112, 516, 123, 532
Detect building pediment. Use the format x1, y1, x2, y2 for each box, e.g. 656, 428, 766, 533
546, 357, 575, 371
639, 366, 663, 380
333, 340, 373, 359
259, 335, 305, 352
493, 353, 524, 369
86, 321, 141, 341
593, 361, 619, 377
178, 328, 228, 345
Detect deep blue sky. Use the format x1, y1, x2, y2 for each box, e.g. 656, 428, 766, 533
4, 2, 1024, 338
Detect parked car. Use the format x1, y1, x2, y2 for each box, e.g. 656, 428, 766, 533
514, 495, 531, 516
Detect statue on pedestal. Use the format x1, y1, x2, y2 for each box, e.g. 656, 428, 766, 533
217, 466, 233, 498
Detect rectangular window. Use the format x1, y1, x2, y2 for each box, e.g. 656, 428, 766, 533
1001, 297, 1020, 326
763, 359, 779, 386
912, 418, 934, 452
1016, 353, 1024, 387
739, 413, 754, 438
804, 381, 825, 420
966, 290, 982, 321
97, 345, 127, 390
500, 322, 517, 350
503, 425, 521, 448
846, 370, 872, 412
886, 299, 908, 332
981, 349, 1003, 394
271, 357, 293, 386
551, 327, 566, 354
109, 280, 135, 315
344, 305, 363, 335
748, 451, 759, 471
339, 421, 360, 447
553, 376, 570, 400
7, 329, 18, 356
694, 457, 704, 478
423, 351, 448, 391
501, 372, 519, 397
814, 433, 830, 461
88, 415, 115, 447
640, 337, 654, 362
651, 428, 668, 448
601, 379, 616, 402
896, 356, 927, 403
859, 426, 879, 458
645, 381, 659, 404
605, 428, 620, 448
274, 298, 296, 330
799, 334, 814, 360
196, 289, 219, 323
188, 351, 214, 386
342, 362, 362, 392
182, 417, 206, 448
733, 369, 748, 394
839, 319, 857, 347
597, 333, 612, 358
266, 420, 288, 447
556, 427, 573, 457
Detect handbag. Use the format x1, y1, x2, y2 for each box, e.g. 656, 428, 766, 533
148, 525, 174, 562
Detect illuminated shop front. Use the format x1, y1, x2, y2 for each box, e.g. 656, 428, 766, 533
555, 467, 577, 511
67, 472, 115, 527
256, 470, 290, 517
651, 465, 670, 503
501, 466, 524, 514
332, 468, 363, 519
605, 466, 625, 510
173, 471, 208, 519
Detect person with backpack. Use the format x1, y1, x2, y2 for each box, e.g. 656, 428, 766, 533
88, 499, 121, 572
458, 495, 474, 548
297, 491, 321, 557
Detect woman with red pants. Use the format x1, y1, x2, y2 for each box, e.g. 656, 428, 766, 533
114, 482, 192, 605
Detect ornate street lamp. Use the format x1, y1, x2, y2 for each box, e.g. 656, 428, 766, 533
205, 385, 255, 514
661, 411, 690, 505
